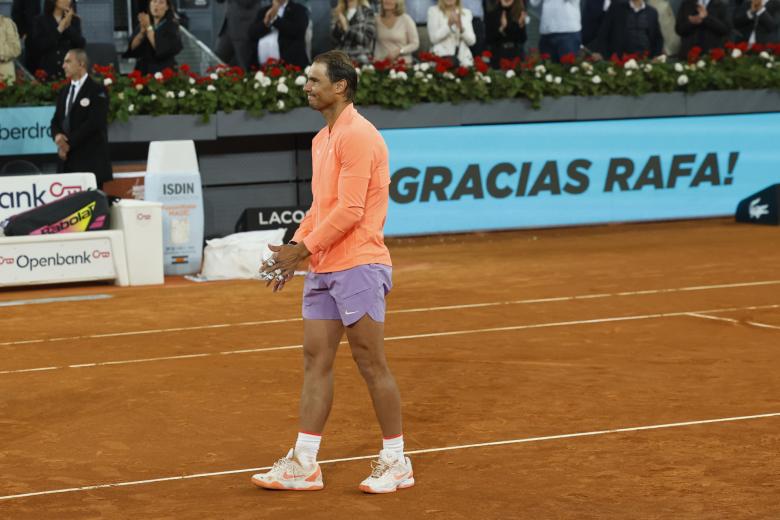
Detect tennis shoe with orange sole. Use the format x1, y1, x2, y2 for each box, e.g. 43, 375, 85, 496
358, 449, 414, 493
251, 448, 323, 491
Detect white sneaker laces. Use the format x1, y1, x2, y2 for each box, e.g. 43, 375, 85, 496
369, 458, 393, 478
270, 455, 295, 475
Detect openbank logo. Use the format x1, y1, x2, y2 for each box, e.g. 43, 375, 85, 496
1, 250, 112, 271
49, 182, 83, 199
0, 182, 85, 211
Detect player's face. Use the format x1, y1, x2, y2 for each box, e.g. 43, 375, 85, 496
304, 62, 344, 111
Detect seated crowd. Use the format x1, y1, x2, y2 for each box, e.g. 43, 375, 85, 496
3, 0, 780, 84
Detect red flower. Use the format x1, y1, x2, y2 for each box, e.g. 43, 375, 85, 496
687, 45, 702, 63
481, 50, 492, 59
709, 48, 725, 62
750, 43, 765, 53
455, 66, 469, 77
418, 51, 437, 62
474, 58, 489, 73
540, 52, 551, 61
373, 58, 392, 71
34, 69, 47, 81
179, 63, 191, 73
162, 67, 176, 81
268, 67, 283, 78
0, 80, 5, 90
560, 52, 577, 65
736, 41, 749, 52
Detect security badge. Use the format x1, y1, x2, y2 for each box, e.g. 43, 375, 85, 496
80, 97, 90, 108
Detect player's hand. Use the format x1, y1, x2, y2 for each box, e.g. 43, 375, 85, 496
258, 242, 310, 292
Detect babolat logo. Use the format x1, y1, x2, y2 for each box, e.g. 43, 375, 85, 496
0, 184, 46, 209
163, 182, 195, 196
258, 209, 305, 225
34, 202, 95, 234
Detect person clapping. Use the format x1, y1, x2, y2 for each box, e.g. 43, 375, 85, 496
125, 0, 183, 75
31, 0, 85, 80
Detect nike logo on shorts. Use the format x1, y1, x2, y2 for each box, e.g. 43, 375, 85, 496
345, 310, 358, 315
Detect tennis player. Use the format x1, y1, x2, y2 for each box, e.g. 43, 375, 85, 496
251, 50, 413, 494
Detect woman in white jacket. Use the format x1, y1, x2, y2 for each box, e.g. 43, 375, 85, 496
426, 0, 476, 66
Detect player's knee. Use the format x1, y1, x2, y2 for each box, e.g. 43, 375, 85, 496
303, 348, 334, 375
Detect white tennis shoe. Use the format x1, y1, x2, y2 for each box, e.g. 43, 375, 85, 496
358, 449, 415, 493
251, 449, 323, 491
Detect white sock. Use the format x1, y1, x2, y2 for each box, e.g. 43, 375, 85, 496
294, 432, 321, 467
383, 434, 404, 461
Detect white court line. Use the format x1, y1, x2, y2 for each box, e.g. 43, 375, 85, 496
0, 411, 777, 502
0, 294, 113, 308
1, 303, 778, 377
2, 279, 780, 348
687, 312, 780, 331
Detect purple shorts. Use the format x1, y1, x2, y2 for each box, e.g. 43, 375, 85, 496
302, 264, 392, 326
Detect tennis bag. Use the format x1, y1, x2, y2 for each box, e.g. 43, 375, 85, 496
0, 189, 111, 236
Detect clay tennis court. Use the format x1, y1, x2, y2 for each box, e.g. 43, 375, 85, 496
1, 217, 778, 519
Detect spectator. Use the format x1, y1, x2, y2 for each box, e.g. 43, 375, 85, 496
734, 0, 780, 44
0, 14, 22, 83
31, 0, 85, 80
593, 0, 664, 58
125, 0, 183, 75
461, 0, 486, 58
332, 0, 377, 64
427, 0, 477, 66
216, 0, 264, 70
50, 49, 112, 189
675, 0, 731, 58
485, 0, 528, 66
528, 0, 582, 62
648, 0, 681, 56
252, 0, 310, 68
581, 0, 609, 49
11, 0, 41, 71
375, 0, 420, 63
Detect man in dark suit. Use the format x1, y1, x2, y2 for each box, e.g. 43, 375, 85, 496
581, 0, 609, 48
216, 0, 265, 70
593, 0, 665, 58
675, 0, 731, 59
50, 49, 112, 189
734, 0, 780, 44
252, 0, 309, 68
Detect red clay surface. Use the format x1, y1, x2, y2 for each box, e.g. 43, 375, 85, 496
0, 218, 778, 519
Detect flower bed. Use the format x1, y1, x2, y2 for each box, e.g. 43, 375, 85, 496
1, 42, 778, 122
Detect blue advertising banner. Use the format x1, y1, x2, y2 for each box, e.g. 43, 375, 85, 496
0, 106, 57, 156
381, 113, 780, 236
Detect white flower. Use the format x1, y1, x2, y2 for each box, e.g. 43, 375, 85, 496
592, 75, 602, 84
644, 64, 653, 72
165, 91, 175, 99
554, 76, 562, 84
506, 69, 516, 79
207, 85, 216, 92
624, 59, 638, 70
443, 72, 455, 80
178, 90, 185, 98
626, 70, 633, 77
697, 60, 706, 69
103, 77, 113, 86
363, 64, 375, 73
254, 71, 266, 82
545, 73, 553, 83
674, 62, 684, 72
415, 70, 424, 78
150, 94, 157, 100
767, 62, 774, 69
534, 64, 546, 74
389, 69, 397, 78
277, 83, 289, 94
135, 84, 143, 91
277, 100, 285, 110
396, 71, 408, 81
277, 75, 287, 84
455, 78, 461, 83
569, 66, 579, 74
128, 104, 134, 112
731, 48, 742, 59
154, 72, 163, 80
677, 74, 689, 86
295, 75, 307, 86
535, 72, 541, 79
426, 73, 433, 80
189, 77, 196, 85
253, 82, 260, 89
210, 73, 219, 80
607, 66, 616, 76
582, 61, 593, 71
760, 51, 771, 60
260, 76, 271, 87
420, 62, 430, 72
118, 92, 125, 100
190, 88, 198, 95
656, 54, 667, 63
422, 77, 429, 83
484, 75, 492, 84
